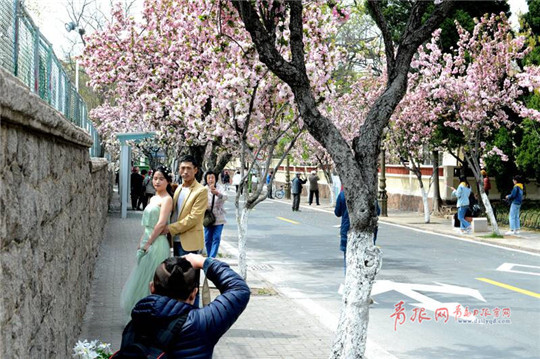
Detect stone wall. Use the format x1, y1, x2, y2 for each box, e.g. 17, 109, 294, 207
0, 70, 110, 358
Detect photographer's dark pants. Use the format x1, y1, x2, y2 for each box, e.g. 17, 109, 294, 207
309, 190, 320, 205
292, 194, 300, 211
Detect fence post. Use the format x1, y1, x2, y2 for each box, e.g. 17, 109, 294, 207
12, 0, 19, 76
46, 46, 52, 105
33, 26, 39, 93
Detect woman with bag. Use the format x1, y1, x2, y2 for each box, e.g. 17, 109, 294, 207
203, 170, 228, 258
450, 176, 472, 234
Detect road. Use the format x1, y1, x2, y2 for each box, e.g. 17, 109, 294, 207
220, 195, 540, 359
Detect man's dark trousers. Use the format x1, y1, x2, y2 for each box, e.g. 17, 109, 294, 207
292, 194, 300, 211
309, 190, 320, 205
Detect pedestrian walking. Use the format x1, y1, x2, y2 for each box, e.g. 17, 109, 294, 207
334, 187, 349, 274
203, 170, 227, 258
291, 172, 307, 211
481, 169, 491, 196
130, 166, 144, 210
232, 170, 241, 193
308, 170, 320, 205
451, 176, 472, 234
222, 170, 230, 186
505, 175, 524, 235
266, 170, 274, 198
373, 199, 381, 245
141, 170, 155, 210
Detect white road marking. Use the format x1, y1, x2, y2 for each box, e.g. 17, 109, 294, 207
496, 263, 540, 276
219, 240, 398, 359
371, 280, 486, 321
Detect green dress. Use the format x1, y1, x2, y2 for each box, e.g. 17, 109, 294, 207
120, 203, 170, 317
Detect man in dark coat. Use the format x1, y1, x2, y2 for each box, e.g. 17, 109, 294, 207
291, 172, 307, 211
130, 166, 144, 210
117, 254, 250, 358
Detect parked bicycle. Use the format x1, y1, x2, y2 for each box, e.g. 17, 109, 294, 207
274, 185, 285, 199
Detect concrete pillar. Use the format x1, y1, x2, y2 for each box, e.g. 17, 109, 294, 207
120, 143, 131, 218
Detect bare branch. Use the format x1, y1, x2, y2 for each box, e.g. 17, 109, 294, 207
366, 0, 396, 74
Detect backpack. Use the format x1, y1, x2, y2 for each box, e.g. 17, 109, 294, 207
110, 313, 188, 359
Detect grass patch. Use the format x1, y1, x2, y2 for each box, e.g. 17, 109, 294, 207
480, 233, 504, 239
252, 287, 277, 296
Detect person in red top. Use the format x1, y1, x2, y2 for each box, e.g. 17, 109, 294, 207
481, 170, 491, 196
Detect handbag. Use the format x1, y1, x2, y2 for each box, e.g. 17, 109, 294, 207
203, 194, 216, 227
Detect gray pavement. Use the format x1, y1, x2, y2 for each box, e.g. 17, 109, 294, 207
79, 191, 539, 358
78, 208, 333, 358
286, 196, 540, 254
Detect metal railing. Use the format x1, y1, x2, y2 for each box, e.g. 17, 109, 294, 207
0, 0, 101, 157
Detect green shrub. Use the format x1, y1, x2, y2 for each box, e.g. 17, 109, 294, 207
492, 200, 540, 230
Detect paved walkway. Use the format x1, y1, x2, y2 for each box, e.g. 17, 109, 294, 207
79, 192, 538, 358
79, 209, 333, 358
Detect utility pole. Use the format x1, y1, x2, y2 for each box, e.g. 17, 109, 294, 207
285, 155, 291, 199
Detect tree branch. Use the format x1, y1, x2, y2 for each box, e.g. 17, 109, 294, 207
366, 0, 395, 74
230, 1, 300, 84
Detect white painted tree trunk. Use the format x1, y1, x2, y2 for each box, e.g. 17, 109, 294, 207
330, 230, 382, 359
480, 192, 500, 235
420, 186, 430, 224
327, 183, 336, 206
236, 200, 250, 279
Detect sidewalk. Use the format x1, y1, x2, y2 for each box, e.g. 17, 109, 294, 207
78, 209, 334, 358
378, 210, 540, 254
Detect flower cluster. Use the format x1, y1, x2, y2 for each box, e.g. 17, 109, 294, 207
72, 340, 112, 359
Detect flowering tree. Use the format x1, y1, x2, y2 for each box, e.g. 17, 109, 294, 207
83, 0, 341, 278
203, 2, 343, 278
387, 46, 441, 223
229, 0, 456, 357
413, 13, 540, 235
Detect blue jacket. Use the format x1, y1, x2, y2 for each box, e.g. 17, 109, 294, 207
508, 184, 523, 205
121, 259, 250, 358
452, 183, 471, 208
334, 191, 349, 252
291, 176, 306, 195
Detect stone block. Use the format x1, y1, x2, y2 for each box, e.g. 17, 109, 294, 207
472, 217, 488, 233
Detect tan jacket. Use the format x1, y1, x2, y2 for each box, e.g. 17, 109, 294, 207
168, 180, 208, 251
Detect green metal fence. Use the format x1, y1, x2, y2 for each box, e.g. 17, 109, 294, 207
0, 0, 101, 157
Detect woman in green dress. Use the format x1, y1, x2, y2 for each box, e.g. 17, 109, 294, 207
120, 166, 174, 317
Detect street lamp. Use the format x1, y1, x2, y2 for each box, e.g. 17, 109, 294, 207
65, 21, 86, 90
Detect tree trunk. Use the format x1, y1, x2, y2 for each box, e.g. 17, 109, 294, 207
420, 185, 430, 224
432, 150, 442, 213
330, 230, 382, 359
480, 188, 500, 235
327, 183, 336, 207
188, 145, 206, 182
229, 2, 457, 358
413, 167, 430, 224
236, 197, 250, 279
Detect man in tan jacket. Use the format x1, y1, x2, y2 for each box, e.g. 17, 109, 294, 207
163, 155, 208, 256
